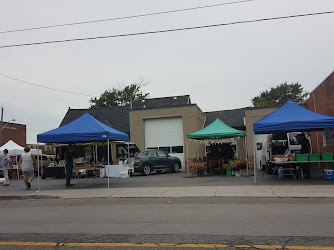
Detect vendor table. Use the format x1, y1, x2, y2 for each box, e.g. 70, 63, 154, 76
42, 167, 65, 179
270, 160, 334, 180
188, 162, 207, 176
100, 165, 133, 178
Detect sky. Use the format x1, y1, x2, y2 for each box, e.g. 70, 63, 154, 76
1, 0, 334, 144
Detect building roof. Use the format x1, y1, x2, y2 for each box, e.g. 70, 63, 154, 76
309, 69, 334, 95
59, 95, 192, 133
60, 95, 247, 133
60, 106, 130, 133
131, 95, 191, 110
205, 107, 247, 129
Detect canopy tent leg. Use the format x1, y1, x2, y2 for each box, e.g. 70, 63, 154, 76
127, 141, 130, 163
95, 145, 98, 164
245, 136, 249, 176
187, 139, 190, 177
253, 132, 257, 183
108, 139, 110, 188
16, 155, 19, 179
37, 143, 40, 191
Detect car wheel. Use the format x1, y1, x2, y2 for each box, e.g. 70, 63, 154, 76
142, 164, 151, 175
171, 162, 180, 173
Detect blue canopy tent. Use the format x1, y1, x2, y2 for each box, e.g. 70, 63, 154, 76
252, 100, 334, 182
37, 113, 129, 143
37, 113, 129, 189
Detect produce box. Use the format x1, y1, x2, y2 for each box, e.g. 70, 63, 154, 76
323, 169, 334, 180
295, 154, 308, 161
308, 154, 321, 161
321, 153, 333, 161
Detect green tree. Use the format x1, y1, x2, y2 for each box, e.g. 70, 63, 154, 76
89, 78, 149, 108
251, 82, 308, 107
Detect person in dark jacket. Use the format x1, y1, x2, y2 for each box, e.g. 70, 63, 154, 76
64, 145, 75, 187
296, 133, 311, 179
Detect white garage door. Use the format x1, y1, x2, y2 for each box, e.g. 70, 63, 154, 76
144, 117, 185, 169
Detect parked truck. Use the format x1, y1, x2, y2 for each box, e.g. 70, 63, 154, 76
260, 132, 310, 174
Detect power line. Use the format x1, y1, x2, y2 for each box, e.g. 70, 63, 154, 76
0, 73, 96, 97
0, 0, 255, 34
0, 10, 333, 49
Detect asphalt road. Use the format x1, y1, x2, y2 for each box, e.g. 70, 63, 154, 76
1, 197, 334, 249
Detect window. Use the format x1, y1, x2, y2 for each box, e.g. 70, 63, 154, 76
147, 147, 158, 150
157, 150, 168, 157
147, 150, 157, 157
289, 136, 300, 145
257, 143, 263, 150
172, 146, 183, 153
159, 147, 171, 153
116, 143, 140, 158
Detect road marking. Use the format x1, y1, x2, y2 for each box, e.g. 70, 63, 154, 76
0, 242, 57, 246
252, 245, 283, 249
286, 247, 334, 250
0, 241, 334, 249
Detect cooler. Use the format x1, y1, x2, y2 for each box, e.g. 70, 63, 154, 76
323, 169, 334, 180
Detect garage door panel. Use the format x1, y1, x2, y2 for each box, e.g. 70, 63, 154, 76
145, 117, 183, 148
144, 117, 185, 169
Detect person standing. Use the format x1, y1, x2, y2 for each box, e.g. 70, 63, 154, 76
18, 147, 37, 189
296, 133, 311, 179
206, 147, 213, 174
64, 145, 75, 187
1, 149, 10, 186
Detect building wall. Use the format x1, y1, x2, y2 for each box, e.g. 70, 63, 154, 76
129, 105, 206, 161
245, 107, 278, 168
305, 70, 334, 154
236, 137, 246, 159
0, 122, 26, 147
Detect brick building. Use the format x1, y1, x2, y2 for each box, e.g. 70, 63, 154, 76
0, 122, 26, 147
305, 70, 334, 154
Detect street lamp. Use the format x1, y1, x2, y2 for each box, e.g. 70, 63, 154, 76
0, 118, 15, 146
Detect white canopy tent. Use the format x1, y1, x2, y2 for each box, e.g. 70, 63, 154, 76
0, 140, 42, 156
0, 140, 42, 155
0, 140, 24, 155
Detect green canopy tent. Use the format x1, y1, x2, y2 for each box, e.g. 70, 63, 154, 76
186, 118, 247, 177
187, 118, 246, 139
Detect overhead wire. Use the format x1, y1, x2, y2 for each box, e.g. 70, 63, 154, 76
0, 0, 256, 34
0, 73, 96, 97
0, 10, 333, 49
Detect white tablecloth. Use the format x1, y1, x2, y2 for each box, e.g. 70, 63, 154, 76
100, 165, 130, 178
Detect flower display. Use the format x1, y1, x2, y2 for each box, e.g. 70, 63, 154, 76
223, 158, 247, 170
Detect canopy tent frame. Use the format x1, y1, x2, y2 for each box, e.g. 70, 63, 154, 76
186, 118, 247, 177
37, 113, 129, 190
252, 100, 334, 183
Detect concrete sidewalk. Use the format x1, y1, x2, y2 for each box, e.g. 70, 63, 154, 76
1, 185, 334, 199
1, 169, 334, 199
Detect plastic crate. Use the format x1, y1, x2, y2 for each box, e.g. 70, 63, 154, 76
321, 153, 334, 161
323, 169, 334, 180
309, 154, 321, 161
226, 168, 233, 176
295, 154, 308, 161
